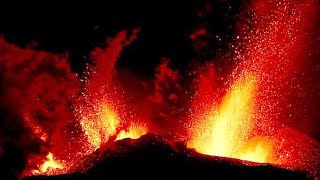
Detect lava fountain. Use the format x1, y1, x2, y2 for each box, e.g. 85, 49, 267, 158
187, 0, 319, 177
187, 74, 270, 162
74, 29, 148, 157
0, 0, 318, 179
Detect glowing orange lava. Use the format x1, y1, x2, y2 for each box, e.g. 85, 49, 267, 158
32, 152, 65, 175
116, 122, 148, 140
238, 136, 275, 163
188, 74, 275, 164
80, 103, 120, 150
7, 0, 317, 178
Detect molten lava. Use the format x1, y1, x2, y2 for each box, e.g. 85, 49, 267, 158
0, 0, 318, 179
80, 103, 120, 150
32, 153, 65, 176
73, 29, 148, 156
116, 122, 148, 140
188, 74, 275, 163
186, 1, 319, 178
238, 137, 275, 164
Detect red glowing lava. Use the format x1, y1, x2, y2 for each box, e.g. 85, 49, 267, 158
116, 122, 148, 141
74, 29, 147, 154
187, 0, 319, 178
31, 152, 65, 176
187, 74, 267, 162
0, 0, 318, 179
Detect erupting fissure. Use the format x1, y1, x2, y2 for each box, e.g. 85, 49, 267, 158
187, 74, 272, 163
0, 0, 318, 179
187, 0, 319, 177
75, 29, 147, 153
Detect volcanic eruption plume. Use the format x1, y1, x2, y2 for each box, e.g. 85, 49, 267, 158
187, 0, 320, 177
0, 0, 319, 179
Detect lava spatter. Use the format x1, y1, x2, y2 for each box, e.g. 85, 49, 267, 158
187, 0, 319, 178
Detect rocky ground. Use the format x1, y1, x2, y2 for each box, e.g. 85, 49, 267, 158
24, 134, 308, 180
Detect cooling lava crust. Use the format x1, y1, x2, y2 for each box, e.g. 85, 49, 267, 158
25, 134, 307, 180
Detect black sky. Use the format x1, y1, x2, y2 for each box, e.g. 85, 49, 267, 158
0, 0, 244, 74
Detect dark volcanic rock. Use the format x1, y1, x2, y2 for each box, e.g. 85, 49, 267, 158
25, 134, 308, 180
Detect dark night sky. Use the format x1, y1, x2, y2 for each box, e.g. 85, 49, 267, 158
0, 1, 244, 74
